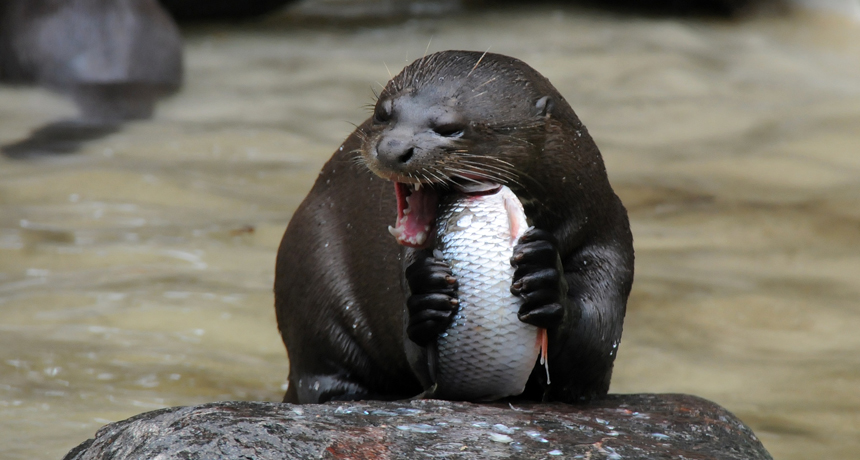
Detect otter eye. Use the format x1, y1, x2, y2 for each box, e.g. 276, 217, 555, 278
373, 102, 392, 124
433, 123, 465, 138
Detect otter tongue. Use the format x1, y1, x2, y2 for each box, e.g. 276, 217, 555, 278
388, 182, 438, 248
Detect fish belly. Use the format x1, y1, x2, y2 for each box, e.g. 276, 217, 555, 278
433, 186, 539, 401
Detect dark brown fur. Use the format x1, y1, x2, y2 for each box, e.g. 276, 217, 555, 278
276, 51, 634, 403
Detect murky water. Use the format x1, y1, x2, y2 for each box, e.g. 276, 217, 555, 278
1, 5, 858, 459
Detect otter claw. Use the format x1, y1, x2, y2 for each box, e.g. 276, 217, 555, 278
511, 228, 566, 328
405, 251, 459, 346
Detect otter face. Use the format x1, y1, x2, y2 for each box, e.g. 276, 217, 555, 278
359, 50, 559, 247
366, 92, 468, 184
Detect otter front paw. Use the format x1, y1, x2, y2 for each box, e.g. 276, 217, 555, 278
510, 228, 566, 328
405, 250, 459, 346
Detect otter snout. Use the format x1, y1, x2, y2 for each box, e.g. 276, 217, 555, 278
376, 135, 416, 168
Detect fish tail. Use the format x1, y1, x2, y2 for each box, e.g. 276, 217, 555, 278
538, 327, 550, 385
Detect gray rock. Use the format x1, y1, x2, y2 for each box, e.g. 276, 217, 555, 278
63, 394, 772, 459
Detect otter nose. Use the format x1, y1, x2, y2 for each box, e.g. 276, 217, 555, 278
376, 137, 415, 167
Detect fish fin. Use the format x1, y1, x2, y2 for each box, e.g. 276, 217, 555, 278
408, 383, 438, 400
425, 340, 440, 396
538, 327, 550, 385
503, 190, 527, 246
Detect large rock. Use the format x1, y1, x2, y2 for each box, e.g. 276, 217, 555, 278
64, 394, 772, 459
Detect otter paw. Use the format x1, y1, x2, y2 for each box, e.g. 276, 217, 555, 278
405, 250, 459, 346
510, 228, 566, 329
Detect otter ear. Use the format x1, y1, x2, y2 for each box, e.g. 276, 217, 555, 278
535, 96, 554, 117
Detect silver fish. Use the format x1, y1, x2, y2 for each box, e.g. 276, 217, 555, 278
429, 185, 548, 401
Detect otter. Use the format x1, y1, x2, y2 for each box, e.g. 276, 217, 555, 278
275, 50, 634, 404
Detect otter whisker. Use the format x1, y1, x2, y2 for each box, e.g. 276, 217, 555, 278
451, 162, 522, 186
415, 168, 434, 184
425, 168, 451, 185
455, 161, 519, 180
471, 76, 497, 92
353, 130, 371, 143
466, 91, 488, 101
448, 172, 483, 185
500, 135, 536, 148
435, 167, 456, 184
457, 167, 508, 180
422, 37, 433, 62
455, 158, 514, 172
454, 157, 518, 173
446, 167, 506, 184
417, 170, 434, 185
466, 48, 490, 78
455, 156, 516, 167
459, 154, 517, 168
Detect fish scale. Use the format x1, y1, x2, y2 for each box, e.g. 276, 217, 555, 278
432, 185, 540, 401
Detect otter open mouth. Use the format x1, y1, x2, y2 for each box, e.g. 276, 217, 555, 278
388, 180, 502, 248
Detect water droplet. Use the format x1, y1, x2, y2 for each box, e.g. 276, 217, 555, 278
396, 424, 437, 433
493, 424, 515, 434
489, 433, 513, 443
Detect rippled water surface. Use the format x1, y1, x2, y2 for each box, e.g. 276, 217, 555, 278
1, 6, 859, 459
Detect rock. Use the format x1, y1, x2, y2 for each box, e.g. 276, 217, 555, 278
63, 394, 772, 459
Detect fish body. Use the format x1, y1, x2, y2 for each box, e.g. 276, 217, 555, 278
431, 185, 541, 401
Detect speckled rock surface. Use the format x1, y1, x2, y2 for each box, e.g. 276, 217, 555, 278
63, 394, 772, 460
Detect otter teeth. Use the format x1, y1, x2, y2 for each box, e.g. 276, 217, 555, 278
414, 182, 422, 191
411, 231, 427, 246
387, 226, 426, 246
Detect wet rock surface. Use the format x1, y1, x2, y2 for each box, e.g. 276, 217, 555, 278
63, 394, 772, 459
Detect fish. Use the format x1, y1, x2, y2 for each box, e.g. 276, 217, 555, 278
427, 184, 548, 401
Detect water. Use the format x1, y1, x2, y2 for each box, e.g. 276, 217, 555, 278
1, 5, 859, 459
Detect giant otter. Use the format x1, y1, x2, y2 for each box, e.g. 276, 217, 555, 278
275, 50, 634, 404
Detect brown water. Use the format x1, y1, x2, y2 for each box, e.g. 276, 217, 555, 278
1, 6, 859, 459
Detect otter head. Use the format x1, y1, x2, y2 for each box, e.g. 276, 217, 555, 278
361, 50, 567, 248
